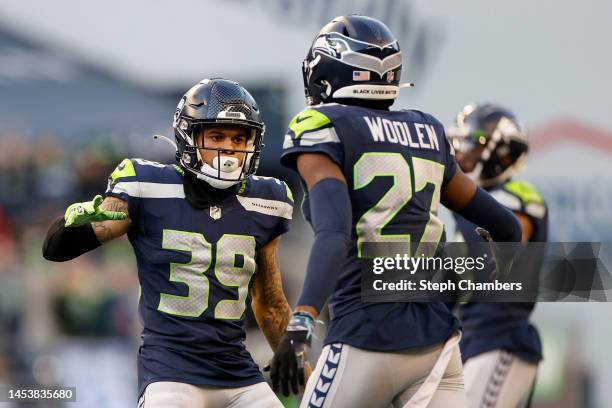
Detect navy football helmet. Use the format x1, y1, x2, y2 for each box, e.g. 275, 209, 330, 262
173, 78, 265, 188
302, 15, 405, 105
447, 103, 529, 187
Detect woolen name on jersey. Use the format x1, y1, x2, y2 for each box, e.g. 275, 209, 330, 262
363, 116, 440, 150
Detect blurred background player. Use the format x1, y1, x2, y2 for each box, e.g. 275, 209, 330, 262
42, 78, 293, 408
268, 15, 523, 408
448, 103, 547, 408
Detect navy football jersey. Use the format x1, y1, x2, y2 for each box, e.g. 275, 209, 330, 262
455, 180, 548, 363
105, 158, 293, 395
281, 103, 459, 350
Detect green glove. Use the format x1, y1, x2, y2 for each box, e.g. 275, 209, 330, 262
64, 195, 128, 227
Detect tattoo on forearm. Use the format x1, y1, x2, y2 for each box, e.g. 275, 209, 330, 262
101, 198, 128, 213
92, 197, 129, 242
254, 248, 291, 351
92, 222, 113, 242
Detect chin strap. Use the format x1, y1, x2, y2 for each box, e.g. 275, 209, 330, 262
196, 160, 243, 189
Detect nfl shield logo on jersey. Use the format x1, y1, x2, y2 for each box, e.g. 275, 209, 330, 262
210, 206, 222, 220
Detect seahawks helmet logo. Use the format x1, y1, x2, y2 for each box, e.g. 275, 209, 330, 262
173, 96, 186, 128
311, 32, 402, 77
312, 34, 345, 59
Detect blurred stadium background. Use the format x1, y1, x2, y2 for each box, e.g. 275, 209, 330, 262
0, 0, 611, 407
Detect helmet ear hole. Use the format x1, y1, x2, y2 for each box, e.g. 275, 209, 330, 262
180, 146, 198, 168
187, 153, 198, 168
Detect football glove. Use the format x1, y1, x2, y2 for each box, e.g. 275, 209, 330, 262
64, 195, 127, 227
476, 227, 520, 280
267, 311, 314, 396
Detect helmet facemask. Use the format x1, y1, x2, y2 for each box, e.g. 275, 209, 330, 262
449, 111, 529, 188
176, 121, 263, 189
172, 78, 265, 190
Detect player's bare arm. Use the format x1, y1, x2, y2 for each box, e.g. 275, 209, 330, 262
251, 236, 291, 351
91, 196, 131, 243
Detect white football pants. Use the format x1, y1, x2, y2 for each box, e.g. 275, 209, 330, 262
137, 381, 282, 408
300, 333, 466, 408
463, 349, 538, 408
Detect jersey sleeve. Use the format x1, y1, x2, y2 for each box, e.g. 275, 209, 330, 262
273, 180, 294, 239
105, 158, 141, 218
440, 124, 458, 186
280, 107, 344, 171
491, 180, 547, 220
240, 177, 295, 245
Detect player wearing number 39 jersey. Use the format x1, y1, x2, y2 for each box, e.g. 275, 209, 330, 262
43, 79, 292, 408
268, 16, 523, 408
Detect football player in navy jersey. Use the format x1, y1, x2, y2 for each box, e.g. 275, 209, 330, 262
43, 79, 294, 408
448, 103, 547, 408
268, 15, 522, 408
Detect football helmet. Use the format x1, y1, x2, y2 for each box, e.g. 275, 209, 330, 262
173, 78, 265, 189
302, 15, 405, 105
447, 103, 528, 187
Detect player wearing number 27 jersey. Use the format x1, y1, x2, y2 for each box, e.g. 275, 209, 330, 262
269, 16, 522, 408
43, 79, 292, 408
284, 103, 457, 336
280, 98, 464, 408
